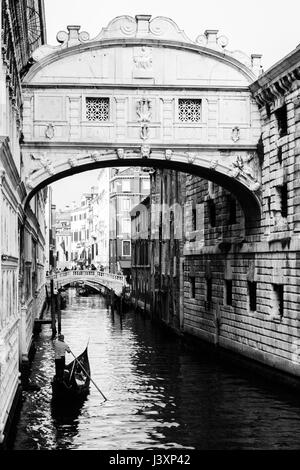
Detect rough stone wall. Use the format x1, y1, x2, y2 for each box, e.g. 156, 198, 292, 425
183, 58, 300, 379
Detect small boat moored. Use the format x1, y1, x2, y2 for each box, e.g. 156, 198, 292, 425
51, 347, 90, 400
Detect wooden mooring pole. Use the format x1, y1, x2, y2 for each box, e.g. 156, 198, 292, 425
50, 278, 57, 338
57, 291, 62, 334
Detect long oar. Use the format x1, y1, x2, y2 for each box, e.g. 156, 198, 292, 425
70, 350, 107, 402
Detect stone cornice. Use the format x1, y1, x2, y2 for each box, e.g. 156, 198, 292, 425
250, 46, 300, 106
21, 141, 258, 151
22, 83, 251, 93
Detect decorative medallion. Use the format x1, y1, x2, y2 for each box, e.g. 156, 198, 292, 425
45, 123, 55, 139
231, 126, 240, 142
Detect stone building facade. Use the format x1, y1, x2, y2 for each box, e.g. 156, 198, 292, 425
139, 45, 300, 384
131, 169, 187, 331
109, 167, 150, 280
131, 195, 151, 312
0, 0, 46, 445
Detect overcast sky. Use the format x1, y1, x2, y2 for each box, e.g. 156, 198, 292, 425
47, 0, 300, 208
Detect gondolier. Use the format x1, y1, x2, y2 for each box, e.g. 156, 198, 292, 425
53, 334, 71, 380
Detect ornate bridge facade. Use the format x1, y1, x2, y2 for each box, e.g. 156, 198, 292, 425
48, 270, 126, 296
21, 14, 263, 224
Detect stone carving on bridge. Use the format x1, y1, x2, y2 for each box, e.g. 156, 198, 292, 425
209, 159, 219, 170
186, 152, 196, 164
229, 154, 261, 190
30, 153, 55, 176
68, 157, 78, 168
90, 151, 100, 162
134, 47, 153, 69
117, 148, 125, 159
136, 98, 152, 122
231, 126, 240, 142
45, 123, 55, 139
25, 176, 34, 190
165, 149, 173, 161
137, 98, 151, 141
141, 144, 151, 158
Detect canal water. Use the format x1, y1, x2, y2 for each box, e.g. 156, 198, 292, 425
11, 289, 300, 450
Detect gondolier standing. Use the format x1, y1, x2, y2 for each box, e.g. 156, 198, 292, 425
53, 334, 71, 380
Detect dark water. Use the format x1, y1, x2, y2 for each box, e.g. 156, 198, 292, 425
11, 289, 300, 450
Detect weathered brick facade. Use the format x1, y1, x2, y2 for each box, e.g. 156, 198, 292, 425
135, 47, 300, 382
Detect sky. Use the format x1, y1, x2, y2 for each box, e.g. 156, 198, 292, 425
46, 0, 300, 208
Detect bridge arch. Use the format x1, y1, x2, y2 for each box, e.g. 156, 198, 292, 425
50, 270, 126, 295
21, 14, 263, 226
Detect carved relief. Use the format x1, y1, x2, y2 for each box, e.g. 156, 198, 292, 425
30, 153, 55, 176
165, 149, 173, 161
229, 154, 261, 190
134, 47, 152, 69
68, 158, 77, 168
209, 159, 219, 170
90, 151, 100, 162
186, 152, 195, 164
45, 123, 55, 139
137, 99, 151, 141
140, 125, 149, 140
231, 126, 240, 142
141, 144, 151, 158
117, 148, 125, 159
136, 98, 152, 122
25, 176, 34, 190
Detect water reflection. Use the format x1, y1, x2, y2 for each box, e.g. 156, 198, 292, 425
11, 289, 300, 450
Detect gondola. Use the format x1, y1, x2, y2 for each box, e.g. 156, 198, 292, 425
76, 286, 89, 296
51, 347, 90, 400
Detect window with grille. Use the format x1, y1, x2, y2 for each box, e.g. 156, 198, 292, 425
178, 99, 202, 122
86, 97, 110, 121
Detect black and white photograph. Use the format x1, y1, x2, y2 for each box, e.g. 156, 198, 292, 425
1, 0, 300, 459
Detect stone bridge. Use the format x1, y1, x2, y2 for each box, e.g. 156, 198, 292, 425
21, 14, 263, 226
48, 270, 126, 296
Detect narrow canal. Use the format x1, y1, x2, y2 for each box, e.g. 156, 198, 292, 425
11, 289, 300, 450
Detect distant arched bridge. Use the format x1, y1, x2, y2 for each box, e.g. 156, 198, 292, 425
47, 270, 126, 296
